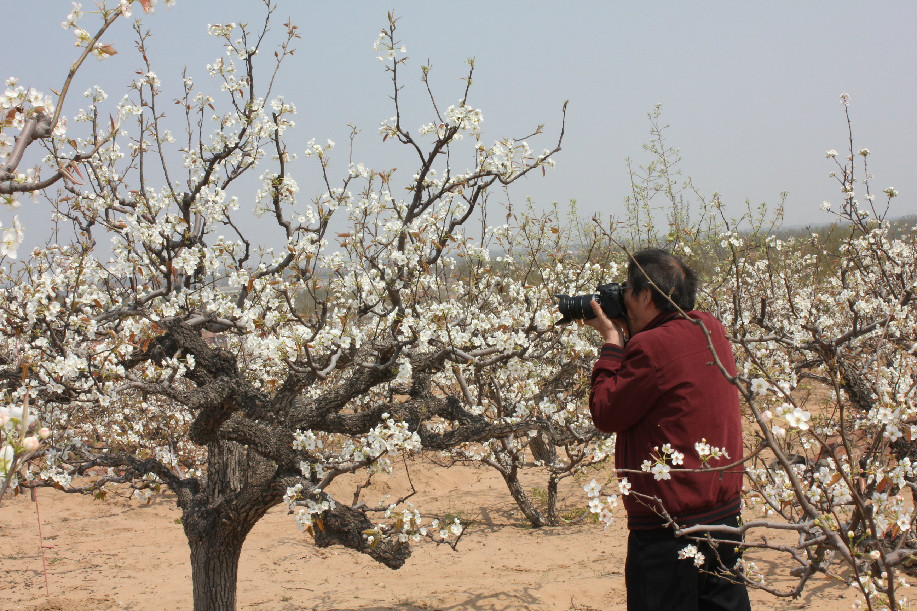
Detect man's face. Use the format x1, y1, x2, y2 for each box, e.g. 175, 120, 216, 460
623, 282, 657, 334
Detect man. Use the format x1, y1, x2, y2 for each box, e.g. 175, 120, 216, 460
586, 248, 750, 611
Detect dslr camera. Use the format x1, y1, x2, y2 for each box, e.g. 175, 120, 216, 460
555, 282, 626, 325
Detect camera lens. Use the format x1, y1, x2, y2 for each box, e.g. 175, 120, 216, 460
557, 293, 598, 322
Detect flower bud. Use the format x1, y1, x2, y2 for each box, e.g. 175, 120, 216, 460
38, 427, 51, 440
21, 436, 39, 452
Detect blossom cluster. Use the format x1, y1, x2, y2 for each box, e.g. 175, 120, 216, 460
641, 443, 685, 481
583, 478, 619, 528
0, 399, 50, 494
677, 544, 705, 568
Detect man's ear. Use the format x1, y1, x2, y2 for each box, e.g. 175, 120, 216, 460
638, 287, 662, 314
638, 287, 653, 306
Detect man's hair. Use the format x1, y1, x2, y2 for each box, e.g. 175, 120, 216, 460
627, 248, 697, 313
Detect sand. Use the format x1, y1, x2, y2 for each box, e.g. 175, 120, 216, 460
0, 457, 880, 610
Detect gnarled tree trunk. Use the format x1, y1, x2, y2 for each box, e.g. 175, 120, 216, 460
500, 463, 546, 528
189, 526, 248, 611
182, 440, 279, 611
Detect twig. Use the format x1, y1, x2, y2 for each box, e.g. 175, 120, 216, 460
32, 487, 51, 598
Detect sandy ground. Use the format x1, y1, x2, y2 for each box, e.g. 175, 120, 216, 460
0, 457, 882, 611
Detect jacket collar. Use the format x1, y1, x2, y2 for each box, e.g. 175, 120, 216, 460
633, 310, 688, 337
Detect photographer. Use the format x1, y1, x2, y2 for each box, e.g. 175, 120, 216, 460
586, 248, 750, 611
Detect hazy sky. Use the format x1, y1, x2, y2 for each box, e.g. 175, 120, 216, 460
4, 1, 916, 250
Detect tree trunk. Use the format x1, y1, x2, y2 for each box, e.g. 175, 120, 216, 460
182, 440, 278, 611
501, 464, 545, 528
546, 475, 559, 526
189, 529, 246, 611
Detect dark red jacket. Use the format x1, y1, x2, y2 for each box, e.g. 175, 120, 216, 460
590, 310, 744, 530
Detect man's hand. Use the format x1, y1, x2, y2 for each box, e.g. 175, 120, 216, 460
584, 299, 628, 347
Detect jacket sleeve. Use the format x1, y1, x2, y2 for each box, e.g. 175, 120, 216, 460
589, 338, 661, 433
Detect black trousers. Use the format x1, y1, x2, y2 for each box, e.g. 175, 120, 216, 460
625, 514, 752, 611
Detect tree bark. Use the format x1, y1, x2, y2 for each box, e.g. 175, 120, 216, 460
313, 503, 412, 569
189, 529, 247, 611
182, 440, 276, 611
501, 464, 545, 528
546, 475, 559, 526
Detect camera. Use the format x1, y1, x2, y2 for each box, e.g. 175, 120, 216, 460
555, 282, 626, 325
